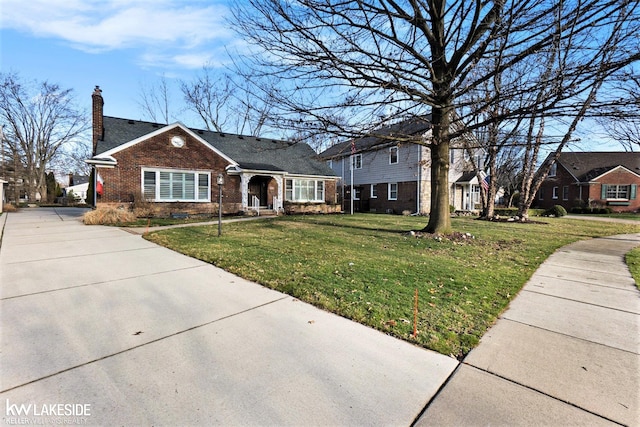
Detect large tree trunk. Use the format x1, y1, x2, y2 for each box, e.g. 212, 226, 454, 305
424, 105, 451, 234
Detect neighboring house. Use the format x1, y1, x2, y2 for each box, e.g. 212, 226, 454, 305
86, 87, 339, 215
62, 173, 89, 203
319, 117, 483, 214
536, 152, 640, 212
65, 182, 89, 203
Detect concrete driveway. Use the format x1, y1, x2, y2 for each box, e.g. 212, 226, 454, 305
0, 208, 457, 426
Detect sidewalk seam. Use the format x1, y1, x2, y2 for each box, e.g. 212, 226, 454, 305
0, 264, 211, 301
460, 364, 627, 427
0, 295, 290, 394
410, 362, 462, 427
498, 317, 640, 356
520, 288, 640, 315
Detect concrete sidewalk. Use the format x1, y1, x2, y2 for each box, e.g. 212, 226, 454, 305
1, 208, 638, 426
0, 208, 457, 426
417, 232, 640, 426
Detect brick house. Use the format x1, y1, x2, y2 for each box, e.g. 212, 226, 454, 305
87, 87, 339, 216
319, 117, 484, 214
535, 152, 640, 212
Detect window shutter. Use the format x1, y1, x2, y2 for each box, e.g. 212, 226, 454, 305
601, 184, 607, 199
631, 184, 637, 200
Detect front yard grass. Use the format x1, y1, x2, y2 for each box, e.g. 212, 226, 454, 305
145, 214, 639, 359
626, 248, 640, 290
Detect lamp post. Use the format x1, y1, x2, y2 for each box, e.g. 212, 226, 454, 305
217, 173, 224, 236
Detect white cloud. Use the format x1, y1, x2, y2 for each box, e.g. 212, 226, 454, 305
1, 0, 234, 67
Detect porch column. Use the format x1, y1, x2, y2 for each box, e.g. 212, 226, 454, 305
274, 175, 284, 205
240, 173, 253, 209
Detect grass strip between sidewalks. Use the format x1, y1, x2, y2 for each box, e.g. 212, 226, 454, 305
145, 214, 639, 359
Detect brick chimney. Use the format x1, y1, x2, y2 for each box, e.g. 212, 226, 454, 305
92, 86, 104, 156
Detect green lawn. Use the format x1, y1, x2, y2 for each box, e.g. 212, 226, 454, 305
145, 214, 639, 359
626, 248, 640, 290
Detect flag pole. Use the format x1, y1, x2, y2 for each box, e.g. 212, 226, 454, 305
350, 154, 354, 215
350, 141, 355, 215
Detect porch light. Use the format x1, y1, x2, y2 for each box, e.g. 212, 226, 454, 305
217, 173, 224, 236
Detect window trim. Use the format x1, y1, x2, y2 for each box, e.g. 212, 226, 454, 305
389, 146, 398, 165
562, 185, 569, 201
388, 182, 398, 201
603, 184, 633, 200
370, 184, 377, 198
552, 186, 559, 199
285, 178, 326, 203
352, 153, 362, 170
351, 187, 361, 201
141, 168, 211, 202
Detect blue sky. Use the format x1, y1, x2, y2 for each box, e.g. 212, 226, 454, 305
0, 0, 626, 151
1, 0, 238, 123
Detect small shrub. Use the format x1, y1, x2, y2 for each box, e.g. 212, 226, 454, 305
449, 205, 456, 214
83, 207, 136, 225
545, 205, 567, 217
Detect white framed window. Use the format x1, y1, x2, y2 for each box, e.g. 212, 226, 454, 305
142, 168, 210, 202
389, 146, 398, 164
350, 187, 361, 200
388, 183, 398, 200
562, 186, 569, 201
471, 185, 481, 204
552, 186, 559, 199
549, 163, 557, 177
604, 184, 631, 200
352, 154, 362, 170
285, 179, 325, 202
370, 184, 377, 198
327, 160, 333, 168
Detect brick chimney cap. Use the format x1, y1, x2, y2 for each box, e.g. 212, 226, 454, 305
93, 86, 102, 94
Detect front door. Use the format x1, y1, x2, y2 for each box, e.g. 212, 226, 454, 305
248, 178, 269, 206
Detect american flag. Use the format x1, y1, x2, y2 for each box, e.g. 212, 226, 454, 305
480, 171, 490, 191
351, 140, 356, 155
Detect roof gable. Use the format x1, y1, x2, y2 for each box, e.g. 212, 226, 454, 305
99, 121, 237, 166
95, 116, 335, 177
319, 116, 432, 159
589, 164, 640, 181
555, 152, 640, 182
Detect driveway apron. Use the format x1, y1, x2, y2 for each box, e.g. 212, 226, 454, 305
0, 208, 457, 426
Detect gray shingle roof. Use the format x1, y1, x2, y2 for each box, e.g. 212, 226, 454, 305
556, 152, 640, 181
319, 116, 432, 159
96, 117, 336, 177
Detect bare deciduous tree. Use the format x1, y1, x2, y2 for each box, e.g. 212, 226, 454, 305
597, 71, 640, 152
231, 0, 639, 233
179, 66, 276, 136
0, 72, 89, 202
138, 74, 176, 124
